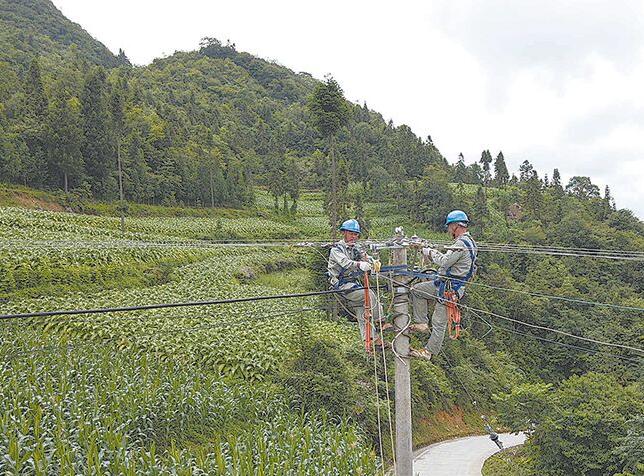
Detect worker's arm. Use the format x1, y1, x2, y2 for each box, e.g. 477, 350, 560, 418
431, 248, 465, 272
329, 246, 364, 272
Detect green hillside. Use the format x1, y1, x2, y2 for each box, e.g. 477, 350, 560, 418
0, 0, 121, 69
0, 1, 643, 474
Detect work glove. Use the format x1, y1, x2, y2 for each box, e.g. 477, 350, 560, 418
421, 247, 433, 258
358, 261, 372, 272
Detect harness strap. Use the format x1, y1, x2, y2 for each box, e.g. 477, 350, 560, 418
444, 236, 477, 295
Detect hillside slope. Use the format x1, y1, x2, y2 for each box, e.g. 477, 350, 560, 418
0, 0, 120, 69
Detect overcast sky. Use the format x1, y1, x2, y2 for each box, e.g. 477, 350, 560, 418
52, 0, 644, 218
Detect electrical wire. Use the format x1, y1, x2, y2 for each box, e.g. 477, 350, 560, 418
442, 277, 644, 313
457, 302, 644, 355
375, 273, 644, 356
468, 309, 644, 365
3, 238, 643, 260
0, 287, 385, 321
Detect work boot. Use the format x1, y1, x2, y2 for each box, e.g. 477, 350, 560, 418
408, 347, 432, 361
408, 323, 429, 333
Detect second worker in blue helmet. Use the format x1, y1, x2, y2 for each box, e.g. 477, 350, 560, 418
408, 210, 478, 360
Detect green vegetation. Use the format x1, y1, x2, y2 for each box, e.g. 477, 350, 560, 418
483, 446, 534, 476
0, 0, 642, 473
0, 195, 524, 472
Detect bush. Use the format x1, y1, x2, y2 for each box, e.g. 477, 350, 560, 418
527, 373, 643, 475
282, 339, 357, 419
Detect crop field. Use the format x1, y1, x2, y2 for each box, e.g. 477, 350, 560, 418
0, 200, 385, 474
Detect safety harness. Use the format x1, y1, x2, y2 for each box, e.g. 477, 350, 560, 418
435, 235, 478, 299
329, 242, 365, 290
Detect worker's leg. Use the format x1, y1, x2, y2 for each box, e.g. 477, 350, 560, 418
343, 288, 376, 340
411, 281, 440, 324
425, 301, 448, 354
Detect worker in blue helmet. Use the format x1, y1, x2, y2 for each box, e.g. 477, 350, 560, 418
408, 210, 478, 360
327, 219, 384, 345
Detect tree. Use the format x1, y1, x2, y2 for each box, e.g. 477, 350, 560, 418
454, 154, 467, 183
471, 186, 489, 235
19, 57, 49, 186
527, 373, 642, 476
479, 149, 493, 185
81, 66, 114, 197
519, 160, 534, 182
565, 176, 600, 199
552, 168, 562, 188
46, 93, 84, 192
110, 76, 127, 232
408, 166, 454, 230
522, 175, 543, 219
26, 58, 48, 118
308, 76, 350, 238
493, 151, 510, 186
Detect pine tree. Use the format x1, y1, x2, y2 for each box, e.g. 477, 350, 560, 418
308, 75, 350, 238
454, 154, 467, 183
523, 176, 543, 219
81, 67, 114, 197
47, 93, 84, 192
493, 151, 510, 186
519, 160, 535, 182
479, 149, 493, 185
472, 186, 489, 235
20, 57, 49, 186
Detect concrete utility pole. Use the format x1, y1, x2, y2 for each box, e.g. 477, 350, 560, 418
116, 140, 126, 235
392, 227, 413, 476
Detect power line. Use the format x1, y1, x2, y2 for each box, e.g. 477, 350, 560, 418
0, 287, 380, 321
461, 280, 644, 313
375, 273, 644, 355
457, 302, 644, 355
3, 238, 644, 261
468, 310, 644, 365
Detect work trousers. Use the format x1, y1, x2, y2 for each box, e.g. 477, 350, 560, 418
339, 285, 382, 341
410, 280, 448, 354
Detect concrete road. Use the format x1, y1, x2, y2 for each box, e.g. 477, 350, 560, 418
413, 432, 526, 476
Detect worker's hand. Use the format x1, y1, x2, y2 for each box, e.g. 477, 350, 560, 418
358, 261, 372, 272
373, 259, 382, 273
421, 247, 433, 257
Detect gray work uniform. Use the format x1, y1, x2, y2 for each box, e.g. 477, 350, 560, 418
411, 232, 477, 354
327, 240, 382, 340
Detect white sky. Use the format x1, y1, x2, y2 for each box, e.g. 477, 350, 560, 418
52, 0, 644, 218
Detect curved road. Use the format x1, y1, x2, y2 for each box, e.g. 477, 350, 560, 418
413, 432, 526, 476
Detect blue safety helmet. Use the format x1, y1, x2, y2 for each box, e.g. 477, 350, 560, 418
445, 210, 469, 227
339, 219, 361, 234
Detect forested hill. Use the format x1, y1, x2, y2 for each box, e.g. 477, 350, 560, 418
0, 0, 123, 69
0, 0, 445, 206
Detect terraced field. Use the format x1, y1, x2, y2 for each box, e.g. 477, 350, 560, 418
0, 197, 384, 474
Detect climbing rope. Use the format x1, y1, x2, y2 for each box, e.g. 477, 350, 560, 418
375, 270, 397, 474
369, 306, 386, 476
364, 271, 373, 353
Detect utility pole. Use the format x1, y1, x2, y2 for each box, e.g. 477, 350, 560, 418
116, 140, 126, 235
392, 227, 413, 476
